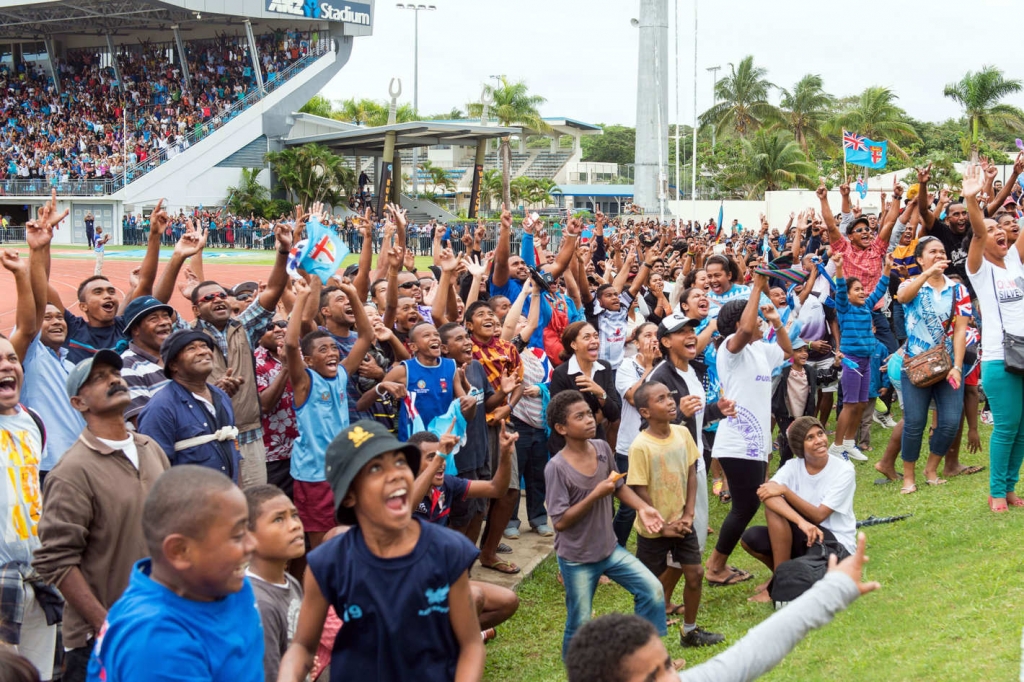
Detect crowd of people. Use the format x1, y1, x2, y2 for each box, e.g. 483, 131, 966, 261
2, 151, 1022, 680
0, 28, 323, 189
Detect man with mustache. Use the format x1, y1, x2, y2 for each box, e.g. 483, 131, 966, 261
33, 350, 170, 682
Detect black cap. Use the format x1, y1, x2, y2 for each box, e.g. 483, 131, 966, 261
325, 421, 422, 525
160, 329, 214, 372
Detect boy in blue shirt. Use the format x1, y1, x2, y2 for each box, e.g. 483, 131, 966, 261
279, 421, 484, 682
88, 465, 263, 682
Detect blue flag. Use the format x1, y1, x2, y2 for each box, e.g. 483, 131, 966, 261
715, 202, 724, 241
843, 131, 887, 170
298, 218, 349, 284
855, 175, 868, 199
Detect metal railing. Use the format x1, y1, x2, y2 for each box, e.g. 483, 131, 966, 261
2, 40, 334, 198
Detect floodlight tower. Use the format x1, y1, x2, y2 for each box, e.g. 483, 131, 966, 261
633, 0, 669, 213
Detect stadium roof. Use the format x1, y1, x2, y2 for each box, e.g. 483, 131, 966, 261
0, 0, 374, 40
428, 117, 602, 138
285, 119, 523, 156
554, 184, 634, 197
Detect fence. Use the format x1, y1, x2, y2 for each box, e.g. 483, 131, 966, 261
338, 224, 566, 260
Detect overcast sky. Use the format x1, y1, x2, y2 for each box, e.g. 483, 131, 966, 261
320, 0, 1024, 128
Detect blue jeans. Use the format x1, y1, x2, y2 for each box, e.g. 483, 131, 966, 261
557, 545, 666, 657
506, 417, 549, 529
891, 301, 907, 342
900, 373, 964, 463
612, 453, 636, 546
872, 308, 899, 354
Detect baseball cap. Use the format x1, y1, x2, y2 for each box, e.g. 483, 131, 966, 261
791, 337, 809, 351
66, 349, 123, 398
122, 295, 174, 332
656, 312, 701, 342
845, 216, 870, 234
229, 281, 259, 300
325, 421, 423, 525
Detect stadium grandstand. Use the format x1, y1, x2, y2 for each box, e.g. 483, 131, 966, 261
0, 0, 371, 244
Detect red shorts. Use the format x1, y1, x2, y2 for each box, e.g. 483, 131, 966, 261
966, 363, 980, 387
293, 480, 337, 532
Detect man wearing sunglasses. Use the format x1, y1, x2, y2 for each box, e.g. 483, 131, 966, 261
396, 270, 434, 324
189, 224, 294, 489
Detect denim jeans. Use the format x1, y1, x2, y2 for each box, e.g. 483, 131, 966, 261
982, 361, 1024, 497
557, 545, 666, 657
872, 308, 899, 354
900, 372, 964, 462
506, 417, 549, 529
891, 300, 908, 343
612, 453, 636, 546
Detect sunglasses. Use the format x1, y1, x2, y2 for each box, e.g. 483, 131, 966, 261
198, 291, 228, 303
271, 320, 287, 329
849, 227, 869, 235
398, 281, 420, 289
234, 292, 253, 302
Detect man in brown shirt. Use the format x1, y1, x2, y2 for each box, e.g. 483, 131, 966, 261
33, 349, 169, 682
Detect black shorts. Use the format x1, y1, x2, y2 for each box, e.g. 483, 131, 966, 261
636, 533, 702, 575
448, 465, 490, 528
741, 522, 838, 562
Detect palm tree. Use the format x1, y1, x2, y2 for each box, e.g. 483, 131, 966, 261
725, 129, 817, 199
527, 178, 557, 206
831, 87, 920, 160
299, 95, 335, 118
467, 77, 549, 206
777, 74, 833, 153
334, 98, 417, 185
265, 144, 355, 209
479, 169, 503, 211
944, 65, 1024, 158
225, 168, 270, 217
699, 56, 779, 139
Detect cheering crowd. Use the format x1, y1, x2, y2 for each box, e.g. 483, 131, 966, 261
3, 150, 1023, 681
0, 28, 321, 188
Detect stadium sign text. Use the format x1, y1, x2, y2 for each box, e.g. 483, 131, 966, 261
265, 0, 372, 25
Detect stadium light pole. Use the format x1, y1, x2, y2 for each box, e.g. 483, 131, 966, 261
691, 0, 697, 222
706, 65, 720, 152
396, 3, 436, 199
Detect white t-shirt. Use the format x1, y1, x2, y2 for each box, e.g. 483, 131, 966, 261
772, 455, 857, 553
615, 357, 646, 456
97, 435, 139, 469
713, 338, 785, 462
967, 248, 1024, 362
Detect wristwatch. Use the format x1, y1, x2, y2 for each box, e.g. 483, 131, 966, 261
598, 391, 607, 401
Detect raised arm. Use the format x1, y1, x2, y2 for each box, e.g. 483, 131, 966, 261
500, 279, 531, 342
1, 250, 34, 361
381, 244, 402, 329
153, 218, 207, 303
916, 164, 937, 230
134, 199, 169, 302
285, 277, 313, 407
352, 209, 374, 303
26, 218, 52, 339
338, 281, 376, 377
986, 153, 1023, 216
725, 273, 768, 354
547, 216, 582, 280
817, 179, 843, 245
492, 204, 513, 287
962, 164, 989, 275
257, 223, 294, 312
430, 248, 458, 325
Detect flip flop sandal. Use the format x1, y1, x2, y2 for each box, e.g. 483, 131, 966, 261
718, 490, 732, 504
899, 484, 917, 495
951, 465, 985, 477
480, 559, 520, 574
707, 570, 752, 586
873, 474, 903, 486
925, 478, 947, 486
989, 497, 1009, 513
1007, 496, 1024, 507
497, 543, 513, 554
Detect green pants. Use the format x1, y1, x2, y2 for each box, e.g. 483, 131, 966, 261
981, 361, 1024, 497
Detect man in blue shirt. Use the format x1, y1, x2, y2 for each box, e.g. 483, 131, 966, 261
137, 330, 241, 482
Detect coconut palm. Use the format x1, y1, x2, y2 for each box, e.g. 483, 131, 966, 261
265, 144, 355, 209
943, 66, 1024, 158
225, 168, 270, 217
479, 169, 503, 211
467, 77, 549, 206
527, 177, 557, 206
699, 56, 779, 139
725, 129, 817, 199
776, 74, 833, 153
299, 95, 335, 118
831, 87, 920, 160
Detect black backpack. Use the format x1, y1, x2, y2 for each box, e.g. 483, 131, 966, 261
767, 540, 850, 608
21, 404, 46, 450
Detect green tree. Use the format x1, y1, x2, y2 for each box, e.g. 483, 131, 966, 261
299, 95, 335, 118
581, 124, 636, 165
831, 87, 920, 160
943, 65, 1024, 158
225, 168, 270, 217
776, 74, 833, 153
479, 169, 503, 211
467, 77, 549, 207
699, 56, 779, 139
724, 129, 816, 199
265, 144, 356, 209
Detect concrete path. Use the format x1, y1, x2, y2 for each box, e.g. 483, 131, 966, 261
472, 494, 554, 591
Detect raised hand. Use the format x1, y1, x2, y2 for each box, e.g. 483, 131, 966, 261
499, 366, 521, 395
838, 183, 850, 197
816, 177, 828, 200
1015, 152, 1024, 177
961, 164, 983, 199
150, 198, 170, 237
0, 249, 25, 274
403, 248, 416, 272
500, 203, 513, 230
39, 188, 68, 230
24, 218, 52, 251
916, 163, 932, 186
128, 266, 142, 290
438, 247, 458, 273
829, 532, 881, 596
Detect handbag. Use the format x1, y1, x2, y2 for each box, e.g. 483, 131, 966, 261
990, 269, 1024, 375
903, 289, 957, 388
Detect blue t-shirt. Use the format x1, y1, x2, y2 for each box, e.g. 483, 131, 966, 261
292, 367, 350, 482
88, 559, 263, 682
64, 310, 128, 364
415, 475, 470, 526
21, 335, 84, 470
399, 358, 456, 440
307, 519, 479, 682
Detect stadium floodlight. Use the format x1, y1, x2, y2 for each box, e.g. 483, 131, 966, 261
396, 2, 437, 197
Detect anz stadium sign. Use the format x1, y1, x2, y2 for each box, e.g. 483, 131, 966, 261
266, 0, 372, 25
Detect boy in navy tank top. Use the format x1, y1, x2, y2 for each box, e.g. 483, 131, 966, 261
285, 277, 375, 549
278, 421, 485, 682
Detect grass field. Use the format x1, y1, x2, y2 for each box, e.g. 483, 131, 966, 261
483, 413, 1017, 682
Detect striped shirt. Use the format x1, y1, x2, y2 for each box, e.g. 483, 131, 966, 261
120, 343, 168, 420
836, 275, 889, 357
471, 335, 524, 391
512, 346, 552, 429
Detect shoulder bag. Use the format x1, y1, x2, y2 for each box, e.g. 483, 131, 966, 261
903, 290, 956, 388
990, 269, 1024, 375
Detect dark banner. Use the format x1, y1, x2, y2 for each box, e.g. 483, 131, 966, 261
468, 163, 484, 219
377, 162, 393, 219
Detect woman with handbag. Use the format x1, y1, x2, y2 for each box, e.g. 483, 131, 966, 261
894, 236, 971, 494
963, 163, 1024, 512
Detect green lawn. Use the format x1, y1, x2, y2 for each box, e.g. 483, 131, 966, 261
484, 411, 1016, 682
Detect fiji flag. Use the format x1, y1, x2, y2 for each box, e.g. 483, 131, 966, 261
297, 217, 349, 284
843, 131, 887, 170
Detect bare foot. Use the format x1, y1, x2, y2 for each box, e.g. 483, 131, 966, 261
752, 579, 771, 594
748, 589, 773, 603
874, 462, 899, 480
598, 575, 612, 586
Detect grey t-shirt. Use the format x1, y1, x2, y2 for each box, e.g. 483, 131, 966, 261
249, 571, 303, 681
545, 439, 623, 563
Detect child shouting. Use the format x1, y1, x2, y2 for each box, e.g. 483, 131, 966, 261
545, 389, 667, 658
88, 466, 263, 681
279, 420, 484, 682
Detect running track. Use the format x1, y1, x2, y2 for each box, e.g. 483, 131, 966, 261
0, 250, 275, 335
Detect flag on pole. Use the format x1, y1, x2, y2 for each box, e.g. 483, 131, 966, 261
297, 217, 349, 284
854, 168, 868, 199
714, 201, 725, 241
843, 131, 887, 170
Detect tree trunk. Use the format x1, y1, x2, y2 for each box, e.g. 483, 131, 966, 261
501, 138, 512, 208
970, 117, 979, 162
